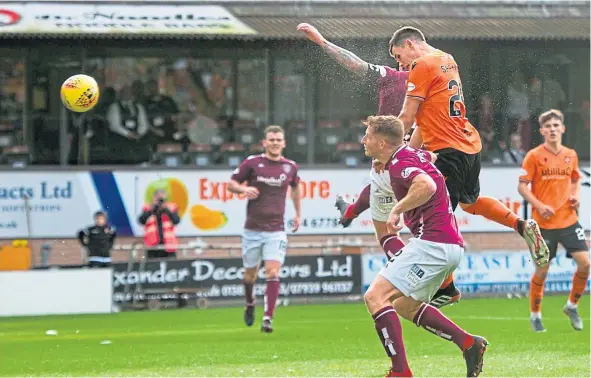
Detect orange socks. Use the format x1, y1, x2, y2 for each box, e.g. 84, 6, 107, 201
461, 196, 520, 232
568, 270, 589, 306
530, 275, 545, 315
530, 269, 588, 318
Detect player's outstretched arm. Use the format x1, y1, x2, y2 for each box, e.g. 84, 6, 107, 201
297, 23, 370, 77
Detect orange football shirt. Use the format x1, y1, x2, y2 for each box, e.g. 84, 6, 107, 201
519, 145, 580, 230
407, 50, 482, 154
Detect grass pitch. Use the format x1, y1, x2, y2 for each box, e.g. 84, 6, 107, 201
0, 296, 588, 377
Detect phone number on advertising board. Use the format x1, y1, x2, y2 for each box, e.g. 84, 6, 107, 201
287, 217, 341, 229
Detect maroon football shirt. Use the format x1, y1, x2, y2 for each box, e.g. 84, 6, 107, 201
231, 154, 300, 232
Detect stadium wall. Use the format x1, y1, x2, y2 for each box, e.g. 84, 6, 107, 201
0, 166, 587, 267
0, 167, 588, 239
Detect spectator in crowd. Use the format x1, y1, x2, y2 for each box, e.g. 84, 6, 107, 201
138, 189, 180, 259
506, 71, 532, 150
503, 132, 526, 165
143, 79, 180, 146
77, 211, 116, 268
107, 83, 150, 162
488, 139, 507, 165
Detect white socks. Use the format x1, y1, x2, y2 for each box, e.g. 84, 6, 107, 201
530, 312, 541, 320
566, 300, 578, 310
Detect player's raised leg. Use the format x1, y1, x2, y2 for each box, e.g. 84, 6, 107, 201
461, 197, 548, 267
564, 249, 590, 331
335, 187, 370, 228
454, 152, 548, 267
365, 275, 413, 377
430, 274, 462, 308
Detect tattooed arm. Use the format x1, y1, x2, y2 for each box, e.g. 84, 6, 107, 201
320, 39, 370, 77
297, 23, 370, 77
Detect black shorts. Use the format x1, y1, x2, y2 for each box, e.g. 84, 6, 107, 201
434, 148, 481, 211
541, 221, 589, 260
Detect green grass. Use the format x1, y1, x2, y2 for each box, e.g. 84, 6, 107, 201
0, 296, 588, 377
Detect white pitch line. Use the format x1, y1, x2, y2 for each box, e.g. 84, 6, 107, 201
451, 315, 590, 321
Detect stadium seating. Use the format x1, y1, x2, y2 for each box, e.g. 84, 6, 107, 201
155, 143, 184, 167
219, 142, 246, 167
2, 145, 30, 167
337, 142, 365, 167
348, 119, 366, 143
187, 143, 214, 167
285, 120, 308, 162
315, 120, 345, 162
0, 123, 15, 149
249, 142, 265, 155
233, 120, 259, 146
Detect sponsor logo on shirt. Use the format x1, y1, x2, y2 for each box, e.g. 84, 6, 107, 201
256, 174, 287, 187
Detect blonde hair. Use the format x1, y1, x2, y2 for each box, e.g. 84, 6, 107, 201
363, 115, 405, 144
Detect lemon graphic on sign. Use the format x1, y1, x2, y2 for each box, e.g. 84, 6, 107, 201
190, 204, 228, 230
145, 178, 188, 219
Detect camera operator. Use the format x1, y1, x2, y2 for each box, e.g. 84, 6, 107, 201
138, 189, 180, 259
77, 211, 116, 268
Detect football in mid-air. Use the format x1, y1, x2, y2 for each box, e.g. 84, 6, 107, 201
60, 74, 100, 113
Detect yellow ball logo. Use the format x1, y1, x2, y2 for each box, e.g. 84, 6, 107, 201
60, 74, 100, 113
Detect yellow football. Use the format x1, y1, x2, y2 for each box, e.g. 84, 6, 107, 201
60, 74, 100, 113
